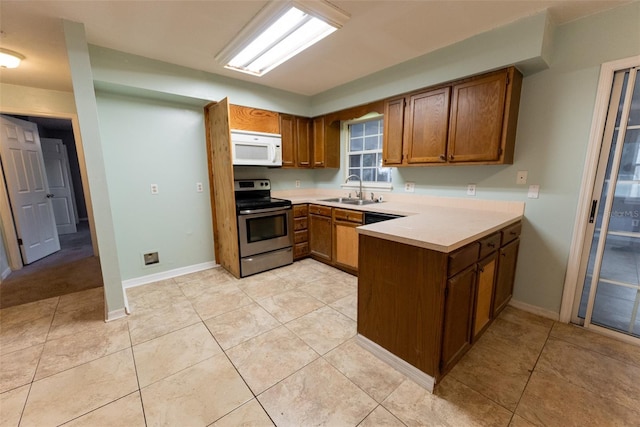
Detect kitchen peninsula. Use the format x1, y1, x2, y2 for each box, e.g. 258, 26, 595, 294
274, 189, 524, 391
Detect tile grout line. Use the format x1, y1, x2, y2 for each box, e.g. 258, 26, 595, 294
509, 319, 555, 423
125, 314, 149, 427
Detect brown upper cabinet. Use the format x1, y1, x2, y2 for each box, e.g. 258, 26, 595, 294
229, 104, 280, 134
280, 114, 311, 168
312, 115, 340, 168
383, 67, 522, 166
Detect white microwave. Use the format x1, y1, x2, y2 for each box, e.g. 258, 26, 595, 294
231, 129, 282, 167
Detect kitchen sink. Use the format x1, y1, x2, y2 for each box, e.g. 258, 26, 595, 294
319, 197, 380, 206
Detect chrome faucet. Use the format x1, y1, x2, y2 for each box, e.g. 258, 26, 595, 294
345, 174, 363, 200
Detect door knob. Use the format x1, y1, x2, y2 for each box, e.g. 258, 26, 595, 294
46, 194, 54, 198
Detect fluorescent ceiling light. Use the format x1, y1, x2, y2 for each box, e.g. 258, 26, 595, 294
0, 48, 24, 69
217, 1, 350, 77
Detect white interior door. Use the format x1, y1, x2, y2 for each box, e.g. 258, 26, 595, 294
41, 137, 77, 235
0, 115, 60, 264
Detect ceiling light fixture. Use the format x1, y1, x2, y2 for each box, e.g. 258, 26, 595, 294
0, 48, 24, 69
216, 0, 350, 77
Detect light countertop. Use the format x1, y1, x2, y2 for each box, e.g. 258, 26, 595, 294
273, 189, 524, 253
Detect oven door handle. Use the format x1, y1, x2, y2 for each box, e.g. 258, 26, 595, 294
238, 206, 290, 215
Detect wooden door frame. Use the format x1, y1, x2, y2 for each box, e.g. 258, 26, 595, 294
560, 55, 640, 324
0, 109, 98, 271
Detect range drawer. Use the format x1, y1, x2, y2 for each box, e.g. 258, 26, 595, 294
293, 204, 308, 217
333, 208, 363, 224
501, 222, 522, 246
479, 232, 501, 259
448, 242, 480, 278
309, 204, 332, 216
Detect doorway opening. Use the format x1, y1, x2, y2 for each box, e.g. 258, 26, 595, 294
0, 114, 101, 309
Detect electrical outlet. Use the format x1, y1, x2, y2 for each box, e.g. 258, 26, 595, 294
150, 184, 159, 195
295, 180, 301, 188
196, 182, 203, 192
517, 171, 528, 185
467, 184, 476, 196
404, 182, 415, 192
528, 184, 540, 199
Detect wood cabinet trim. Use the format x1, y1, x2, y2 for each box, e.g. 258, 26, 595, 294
229, 104, 280, 134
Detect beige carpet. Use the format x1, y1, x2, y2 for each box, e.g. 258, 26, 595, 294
0, 222, 103, 309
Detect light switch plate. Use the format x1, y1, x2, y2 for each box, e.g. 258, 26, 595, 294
150, 184, 159, 195
517, 171, 528, 185
295, 180, 301, 188
528, 184, 540, 199
467, 184, 476, 196
405, 182, 415, 193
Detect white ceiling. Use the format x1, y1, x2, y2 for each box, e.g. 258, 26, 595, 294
0, 0, 631, 96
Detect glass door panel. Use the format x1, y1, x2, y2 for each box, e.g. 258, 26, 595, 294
577, 68, 640, 339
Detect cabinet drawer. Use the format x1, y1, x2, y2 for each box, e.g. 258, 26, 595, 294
333, 208, 363, 224
479, 232, 501, 259
448, 242, 479, 278
294, 229, 308, 244
501, 222, 522, 246
294, 242, 309, 258
293, 204, 308, 217
294, 217, 308, 231
309, 204, 332, 217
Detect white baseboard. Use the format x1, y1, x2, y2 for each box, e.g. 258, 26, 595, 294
1, 267, 10, 281
106, 307, 127, 322
121, 261, 218, 289
356, 334, 435, 393
508, 299, 560, 321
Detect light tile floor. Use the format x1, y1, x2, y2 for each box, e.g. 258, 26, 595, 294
2, 258, 640, 426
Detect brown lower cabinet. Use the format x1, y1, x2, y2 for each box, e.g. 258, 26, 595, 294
358, 221, 521, 384
308, 204, 332, 262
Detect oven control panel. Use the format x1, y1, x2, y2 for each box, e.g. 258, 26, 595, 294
235, 179, 271, 191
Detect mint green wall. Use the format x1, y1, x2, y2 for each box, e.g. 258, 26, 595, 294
96, 92, 214, 280
83, 2, 639, 315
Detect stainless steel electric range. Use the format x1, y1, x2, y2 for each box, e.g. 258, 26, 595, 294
235, 179, 293, 277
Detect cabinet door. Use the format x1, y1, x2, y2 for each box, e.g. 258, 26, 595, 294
448, 72, 507, 162
493, 238, 520, 316
382, 96, 405, 165
406, 88, 450, 164
441, 265, 476, 374
309, 213, 332, 262
296, 117, 311, 168
280, 114, 296, 168
229, 104, 280, 134
473, 252, 498, 340
333, 220, 360, 272
312, 117, 325, 168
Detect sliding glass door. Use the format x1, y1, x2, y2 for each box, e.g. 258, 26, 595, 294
575, 67, 640, 339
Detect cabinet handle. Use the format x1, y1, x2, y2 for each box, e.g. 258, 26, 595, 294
439, 154, 446, 161
479, 266, 484, 273
449, 154, 454, 161
510, 231, 517, 235
487, 242, 495, 248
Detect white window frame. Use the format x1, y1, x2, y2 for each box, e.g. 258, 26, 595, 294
341, 113, 393, 192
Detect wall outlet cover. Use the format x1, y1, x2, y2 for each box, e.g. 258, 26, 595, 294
467, 184, 476, 196
196, 182, 203, 192
295, 180, 301, 188
150, 184, 159, 195
517, 171, 528, 185
528, 184, 540, 199
404, 182, 415, 192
